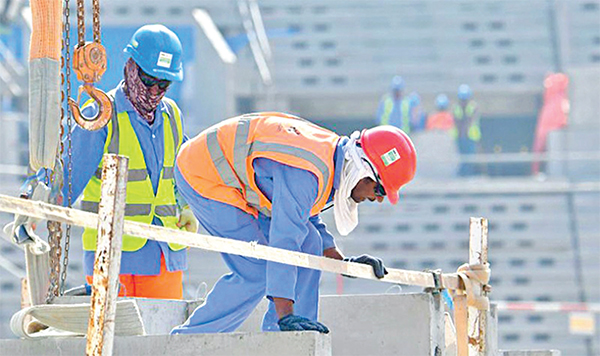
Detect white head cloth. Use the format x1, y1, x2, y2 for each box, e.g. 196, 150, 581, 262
333, 131, 376, 236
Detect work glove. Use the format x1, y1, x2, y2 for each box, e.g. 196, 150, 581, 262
278, 314, 330, 334
344, 254, 388, 279
177, 207, 199, 233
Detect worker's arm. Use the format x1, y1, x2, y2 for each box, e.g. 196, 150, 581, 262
309, 215, 345, 259
61, 103, 107, 205
265, 163, 317, 305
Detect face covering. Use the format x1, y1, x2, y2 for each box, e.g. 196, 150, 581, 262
333, 131, 377, 236
122, 58, 168, 124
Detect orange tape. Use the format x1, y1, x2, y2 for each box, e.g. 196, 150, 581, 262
29, 0, 61, 60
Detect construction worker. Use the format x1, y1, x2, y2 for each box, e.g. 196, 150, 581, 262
63, 24, 197, 299
171, 112, 417, 334
408, 91, 427, 133
452, 84, 481, 176
426, 94, 455, 131
377, 75, 412, 133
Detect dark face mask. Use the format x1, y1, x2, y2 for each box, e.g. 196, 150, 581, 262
122, 58, 170, 124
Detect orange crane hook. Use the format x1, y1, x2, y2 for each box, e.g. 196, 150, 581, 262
69, 41, 113, 130
67, 83, 113, 131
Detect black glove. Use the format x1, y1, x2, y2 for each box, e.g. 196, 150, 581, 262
344, 254, 388, 279
278, 314, 330, 334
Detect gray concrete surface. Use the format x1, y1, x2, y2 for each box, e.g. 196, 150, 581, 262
238, 293, 445, 356
0, 332, 331, 356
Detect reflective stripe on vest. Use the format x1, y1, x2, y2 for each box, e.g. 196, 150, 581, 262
453, 101, 481, 142
81, 94, 185, 252
178, 113, 339, 218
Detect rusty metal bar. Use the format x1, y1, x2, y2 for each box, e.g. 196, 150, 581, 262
468, 217, 489, 356
454, 294, 468, 356
86, 154, 128, 356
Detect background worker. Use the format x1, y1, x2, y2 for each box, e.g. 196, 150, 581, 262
171, 112, 417, 334
452, 84, 482, 176
377, 75, 412, 133
427, 94, 455, 131
63, 24, 198, 299
407, 91, 427, 133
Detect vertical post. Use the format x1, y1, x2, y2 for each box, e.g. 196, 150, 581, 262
86, 154, 128, 356
468, 217, 489, 356
454, 293, 468, 356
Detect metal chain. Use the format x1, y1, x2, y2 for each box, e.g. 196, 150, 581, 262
61, 0, 74, 295
91, 0, 101, 43
46, 221, 62, 301
76, 0, 85, 47
45, 0, 76, 302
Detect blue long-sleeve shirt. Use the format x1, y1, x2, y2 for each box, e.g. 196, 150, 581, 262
63, 81, 188, 276
253, 137, 347, 299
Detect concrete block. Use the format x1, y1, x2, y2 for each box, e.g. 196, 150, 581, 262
320, 293, 445, 356
238, 293, 445, 356
500, 351, 561, 356
0, 332, 331, 356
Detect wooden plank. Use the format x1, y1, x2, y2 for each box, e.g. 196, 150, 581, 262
468, 217, 489, 356
86, 154, 128, 356
0, 192, 463, 290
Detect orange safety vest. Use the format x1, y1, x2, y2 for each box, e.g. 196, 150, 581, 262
177, 112, 340, 218
426, 111, 455, 131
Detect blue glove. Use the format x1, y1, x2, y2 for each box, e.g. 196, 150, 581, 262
278, 314, 330, 334
344, 254, 388, 279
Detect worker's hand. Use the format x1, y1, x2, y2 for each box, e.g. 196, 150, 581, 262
177, 207, 199, 233
278, 314, 330, 334
344, 254, 388, 279
323, 247, 343, 260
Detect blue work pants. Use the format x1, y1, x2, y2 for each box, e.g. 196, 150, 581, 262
171, 168, 323, 334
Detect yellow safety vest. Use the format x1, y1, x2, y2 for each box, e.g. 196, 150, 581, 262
451, 101, 481, 142
81, 94, 186, 252
380, 96, 411, 133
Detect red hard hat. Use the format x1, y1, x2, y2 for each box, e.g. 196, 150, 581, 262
359, 126, 417, 204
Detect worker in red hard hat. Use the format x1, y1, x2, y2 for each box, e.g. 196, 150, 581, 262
172, 112, 417, 335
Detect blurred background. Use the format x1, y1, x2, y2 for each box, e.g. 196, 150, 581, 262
0, 0, 599, 354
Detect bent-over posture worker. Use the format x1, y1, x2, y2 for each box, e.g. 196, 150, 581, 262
64, 24, 197, 299
171, 112, 417, 333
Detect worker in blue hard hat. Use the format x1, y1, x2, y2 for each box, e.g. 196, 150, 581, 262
426, 94, 454, 131
62, 24, 197, 299
452, 84, 482, 176
376, 76, 412, 133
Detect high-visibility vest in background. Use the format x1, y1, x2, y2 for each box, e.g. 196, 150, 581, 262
81, 94, 186, 252
426, 111, 455, 131
177, 112, 340, 218
451, 101, 481, 142
380, 96, 411, 133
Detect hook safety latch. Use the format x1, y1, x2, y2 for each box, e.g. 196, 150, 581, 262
68, 84, 113, 131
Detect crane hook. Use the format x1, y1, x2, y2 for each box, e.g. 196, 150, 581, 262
67, 84, 113, 131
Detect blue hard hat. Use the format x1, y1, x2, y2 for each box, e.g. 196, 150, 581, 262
457, 84, 472, 100
391, 75, 405, 91
124, 24, 184, 82
435, 94, 449, 110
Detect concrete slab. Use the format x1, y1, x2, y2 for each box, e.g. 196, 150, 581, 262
239, 293, 445, 356
320, 293, 444, 356
0, 332, 331, 356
